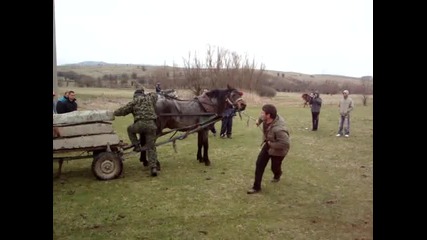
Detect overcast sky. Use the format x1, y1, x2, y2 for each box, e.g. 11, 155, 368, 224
54, 0, 373, 78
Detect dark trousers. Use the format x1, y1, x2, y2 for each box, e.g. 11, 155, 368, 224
311, 111, 320, 130
220, 116, 233, 136
252, 144, 285, 190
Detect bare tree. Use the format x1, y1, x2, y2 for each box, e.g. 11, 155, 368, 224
361, 76, 373, 106
181, 45, 266, 95
183, 52, 204, 95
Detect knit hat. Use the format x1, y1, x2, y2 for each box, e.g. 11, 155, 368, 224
133, 88, 145, 98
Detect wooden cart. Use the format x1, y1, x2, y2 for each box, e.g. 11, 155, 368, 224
53, 110, 222, 180
53, 110, 128, 180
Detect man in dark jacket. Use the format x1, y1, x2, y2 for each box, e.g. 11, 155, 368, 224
113, 88, 160, 176
220, 107, 236, 138
248, 104, 290, 194
155, 82, 161, 93
53, 91, 57, 114
309, 90, 322, 131
56, 90, 78, 114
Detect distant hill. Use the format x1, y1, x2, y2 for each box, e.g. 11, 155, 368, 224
60, 61, 110, 66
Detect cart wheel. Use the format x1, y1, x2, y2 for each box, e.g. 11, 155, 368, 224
91, 152, 123, 180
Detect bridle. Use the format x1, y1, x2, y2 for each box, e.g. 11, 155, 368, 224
226, 90, 245, 111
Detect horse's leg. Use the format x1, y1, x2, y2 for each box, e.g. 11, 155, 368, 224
202, 129, 210, 166
197, 131, 203, 163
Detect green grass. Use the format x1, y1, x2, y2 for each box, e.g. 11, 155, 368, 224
53, 91, 373, 240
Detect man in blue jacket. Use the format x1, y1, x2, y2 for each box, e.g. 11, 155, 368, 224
220, 107, 236, 139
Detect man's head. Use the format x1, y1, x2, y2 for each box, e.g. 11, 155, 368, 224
68, 91, 76, 101
133, 88, 145, 98
342, 90, 349, 99
261, 104, 277, 122
313, 90, 319, 97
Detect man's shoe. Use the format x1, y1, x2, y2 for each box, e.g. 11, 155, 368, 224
344, 134, 349, 138
271, 178, 280, 183
336, 134, 341, 137
247, 188, 260, 194
151, 167, 158, 177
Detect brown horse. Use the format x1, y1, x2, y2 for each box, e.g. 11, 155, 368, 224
139, 85, 246, 167
301, 93, 312, 108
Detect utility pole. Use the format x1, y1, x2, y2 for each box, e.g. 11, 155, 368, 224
53, 0, 58, 99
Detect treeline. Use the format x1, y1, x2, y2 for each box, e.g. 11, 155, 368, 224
57, 46, 373, 97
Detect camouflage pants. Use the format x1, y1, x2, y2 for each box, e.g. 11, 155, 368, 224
127, 119, 158, 168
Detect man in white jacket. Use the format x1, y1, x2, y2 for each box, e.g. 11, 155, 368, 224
336, 90, 354, 137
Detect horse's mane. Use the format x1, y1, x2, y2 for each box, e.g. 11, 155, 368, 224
205, 89, 231, 101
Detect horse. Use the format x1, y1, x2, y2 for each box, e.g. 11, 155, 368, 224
157, 89, 178, 100
301, 93, 313, 108
139, 85, 247, 167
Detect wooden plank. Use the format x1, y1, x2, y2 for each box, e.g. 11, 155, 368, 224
53, 133, 121, 150
53, 110, 114, 126
55, 123, 114, 138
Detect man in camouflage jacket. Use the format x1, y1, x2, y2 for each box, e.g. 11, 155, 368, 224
113, 88, 160, 176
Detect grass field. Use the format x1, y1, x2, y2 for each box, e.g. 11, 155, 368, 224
53, 88, 373, 240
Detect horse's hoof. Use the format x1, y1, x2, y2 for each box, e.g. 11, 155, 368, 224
204, 161, 211, 166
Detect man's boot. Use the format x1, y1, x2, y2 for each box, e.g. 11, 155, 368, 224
151, 167, 158, 177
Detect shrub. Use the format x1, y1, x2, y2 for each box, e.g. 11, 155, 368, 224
256, 86, 277, 97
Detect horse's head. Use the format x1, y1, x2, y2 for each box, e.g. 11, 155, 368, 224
301, 93, 312, 107
204, 85, 247, 114
225, 85, 246, 112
